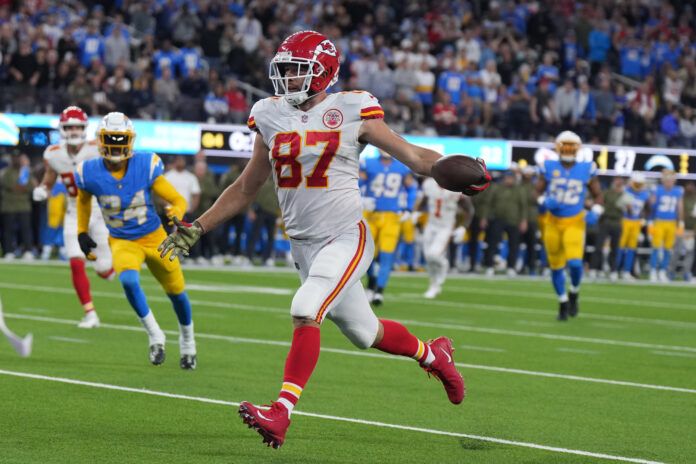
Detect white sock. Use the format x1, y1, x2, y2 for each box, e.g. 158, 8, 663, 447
570, 286, 579, 294
140, 312, 165, 345
422, 344, 436, 366
558, 293, 569, 303
179, 322, 196, 355
277, 397, 294, 416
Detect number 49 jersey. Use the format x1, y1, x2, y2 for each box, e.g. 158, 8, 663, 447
539, 159, 597, 218
248, 91, 384, 240
74, 151, 165, 240
360, 156, 411, 212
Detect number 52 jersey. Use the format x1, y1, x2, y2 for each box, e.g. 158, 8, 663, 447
74, 152, 165, 240
248, 91, 384, 240
539, 159, 597, 218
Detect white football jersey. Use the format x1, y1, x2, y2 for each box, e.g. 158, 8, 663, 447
249, 91, 384, 239
43, 140, 102, 218
422, 177, 460, 228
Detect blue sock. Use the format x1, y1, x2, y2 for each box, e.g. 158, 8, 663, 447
119, 270, 149, 318
650, 249, 659, 270
624, 249, 636, 273
376, 252, 395, 289
568, 259, 583, 290
551, 269, 566, 298
168, 292, 192, 325
661, 250, 671, 271
402, 242, 415, 267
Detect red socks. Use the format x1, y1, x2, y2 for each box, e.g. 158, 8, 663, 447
375, 319, 432, 364
278, 326, 321, 412
69, 258, 94, 312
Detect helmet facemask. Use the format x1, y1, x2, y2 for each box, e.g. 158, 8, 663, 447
269, 56, 325, 105
556, 141, 579, 163
98, 130, 135, 164
60, 123, 87, 146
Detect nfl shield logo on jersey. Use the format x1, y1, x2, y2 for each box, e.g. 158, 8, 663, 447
323, 109, 343, 129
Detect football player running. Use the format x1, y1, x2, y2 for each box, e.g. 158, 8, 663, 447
648, 169, 684, 282
536, 131, 603, 321
33, 106, 114, 329
419, 177, 473, 298
617, 172, 650, 280
74, 112, 197, 369
160, 31, 486, 448
360, 149, 417, 305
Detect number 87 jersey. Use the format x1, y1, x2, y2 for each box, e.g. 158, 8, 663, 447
539, 158, 597, 218
248, 90, 384, 240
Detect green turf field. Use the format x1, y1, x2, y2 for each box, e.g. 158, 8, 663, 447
1, 261, 695, 463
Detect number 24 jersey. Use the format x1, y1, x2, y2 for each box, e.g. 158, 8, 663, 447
74, 152, 165, 240
248, 91, 384, 240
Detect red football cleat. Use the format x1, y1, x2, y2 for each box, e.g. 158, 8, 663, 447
238, 401, 291, 449
421, 337, 466, 404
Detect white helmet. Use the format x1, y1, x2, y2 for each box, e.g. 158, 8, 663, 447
96, 112, 135, 163
629, 172, 646, 190
555, 130, 582, 163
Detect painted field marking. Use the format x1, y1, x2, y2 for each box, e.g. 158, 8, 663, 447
6, 313, 696, 395
48, 336, 89, 344
651, 351, 696, 359
0, 369, 667, 464
516, 319, 558, 328
556, 347, 600, 355
459, 344, 506, 353
2, 282, 695, 354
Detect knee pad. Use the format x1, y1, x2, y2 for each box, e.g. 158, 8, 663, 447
290, 278, 328, 320
94, 258, 114, 276
327, 312, 379, 350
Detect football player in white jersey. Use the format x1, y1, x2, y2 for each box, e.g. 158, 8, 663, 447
419, 177, 474, 298
33, 106, 114, 328
160, 30, 489, 449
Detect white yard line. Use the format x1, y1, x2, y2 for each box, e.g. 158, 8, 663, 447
556, 347, 600, 355
20, 307, 49, 313
0, 368, 667, 464
651, 350, 696, 359
459, 344, 506, 353
48, 336, 89, 344
3, 282, 695, 354
6, 313, 696, 395
184, 283, 293, 295
516, 320, 559, 328
392, 293, 696, 330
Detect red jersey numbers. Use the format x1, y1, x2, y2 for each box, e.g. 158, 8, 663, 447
271, 131, 340, 189
60, 172, 79, 197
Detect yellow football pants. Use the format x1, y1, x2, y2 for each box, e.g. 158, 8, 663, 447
542, 213, 586, 270
619, 219, 642, 249
364, 211, 401, 254
651, 220, 677, 250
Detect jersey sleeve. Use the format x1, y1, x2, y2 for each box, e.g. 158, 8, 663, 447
358, 92, 384, 120
149, 153, 165, 185
247, 99, 265, 132
589, 161, 598, 178
74, 161, 87, 191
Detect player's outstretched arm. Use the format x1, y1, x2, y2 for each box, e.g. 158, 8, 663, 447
159, 135, 271, 260
33, 161, 58, 201
152, 175, 188, 222
358, 119, 441, 176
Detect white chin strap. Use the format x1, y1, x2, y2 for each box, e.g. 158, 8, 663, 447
284, 91, 310, 106
560, 155, 576, 163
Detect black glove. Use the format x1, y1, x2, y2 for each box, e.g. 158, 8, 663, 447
78, 232, 97, 261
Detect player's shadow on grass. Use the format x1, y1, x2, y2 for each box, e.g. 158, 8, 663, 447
459, 438, 494, 451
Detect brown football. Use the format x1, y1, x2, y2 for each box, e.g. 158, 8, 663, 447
431, 155, 487, 193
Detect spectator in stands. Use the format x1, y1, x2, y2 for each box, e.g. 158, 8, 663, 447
433, 91, 459, 136
481, 172, 527, 277
204, 82, 229, 123
572, 76, 596, 140
201, 18, 223, 72
237, 8, 263, 54
506, 78, 532, 139
680, 57, 696, 108
414, 61, 436, 123
480, 59, 501, 127
591, 177, 625, 281
104, 23, 130, 69
131, 74, 155, 119
367, 56, 395, 102
218, 161, 248, 264
246, 176, 279, 267
658, 104, 681, 147
593, 77, 616, 144
79, 20, 104, 69
164, 156, 200, 224
663, 66, 684, 106
67, 70, 93, 112
179, 67, 208, 121
171, 4, 201, 47
179, 40, 203, 78
554, 78, 575, 127
437, 59, 465, 106
225, 80, 248, 124
530, 77, 557, 140
8, 40, 39, 112
1, 152, 34, 260
679, 106, 696, 149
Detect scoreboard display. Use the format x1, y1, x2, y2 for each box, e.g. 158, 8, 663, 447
511, 141, 694, 179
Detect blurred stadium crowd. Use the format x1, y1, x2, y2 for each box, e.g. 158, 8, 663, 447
2, 0, 696, 281
1, 0, 696, 144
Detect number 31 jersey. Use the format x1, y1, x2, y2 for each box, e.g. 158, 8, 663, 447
248, 91, 384, 240
539, 159, 597, 218
74, 151, 165, 240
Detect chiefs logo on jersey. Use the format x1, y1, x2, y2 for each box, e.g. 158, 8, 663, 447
322, 108, 343, 129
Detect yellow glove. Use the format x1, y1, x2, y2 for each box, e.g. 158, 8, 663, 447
677, 221, 685, 237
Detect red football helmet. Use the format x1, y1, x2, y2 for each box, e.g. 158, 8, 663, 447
269, 30, 340, 105
59, 106, 89, 146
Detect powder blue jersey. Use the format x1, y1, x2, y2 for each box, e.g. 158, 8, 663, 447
651, 184, 683, 221
360, 157, 412, 212
624, 187, 650, 220
75, 151, 165, 240
540, 159, 597, 218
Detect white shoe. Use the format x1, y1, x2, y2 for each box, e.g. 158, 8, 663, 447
649, 270, 658, 282
3, 253, 16, 261
506, 268, 517, 278
609, 271, 618, 282
621, 272, 636, 282
485, 268, 495, 277
77, 311, 100, 329
364, 288, 374, 301
658, 270, 669, 283
587, 269, 597, 280
21, 251, 35, 261
423, 284, 441, 299
265, 258, 275, 267
211, 255, 224, 266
